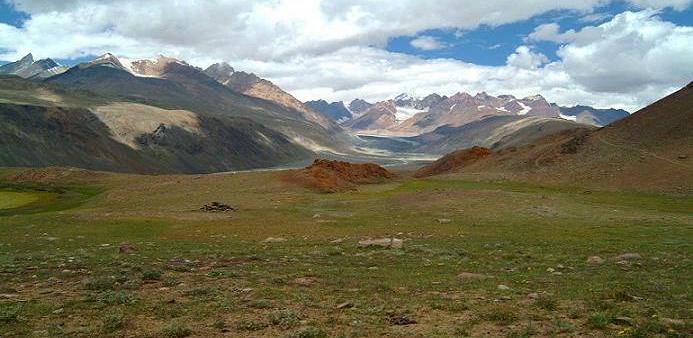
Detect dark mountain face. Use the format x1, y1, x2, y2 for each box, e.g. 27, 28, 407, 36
305, 100, 352, 122
348, 99, 373, 114
0, 102, 310, 174
0, 55, 358, 172
558, 105, 629, 127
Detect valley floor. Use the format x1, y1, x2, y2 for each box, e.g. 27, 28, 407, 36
0, 168, 691, 337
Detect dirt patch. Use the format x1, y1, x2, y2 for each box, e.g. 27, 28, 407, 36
285, 159, 395, 192
414, 146, 492, 178
10, 167, 106, 184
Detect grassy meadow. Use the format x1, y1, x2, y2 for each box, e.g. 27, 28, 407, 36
0, 169, 691, 337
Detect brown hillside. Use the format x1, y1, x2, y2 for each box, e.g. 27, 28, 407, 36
437, 82, 693, 194
286, 159, 395, 192
414, 146, 492, 178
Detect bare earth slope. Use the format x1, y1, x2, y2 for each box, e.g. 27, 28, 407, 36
456, 82, 693, 193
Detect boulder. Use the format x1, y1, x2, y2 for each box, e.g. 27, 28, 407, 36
358, 238, 403, 249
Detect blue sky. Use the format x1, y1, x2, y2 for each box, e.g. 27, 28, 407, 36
386, 2, 693, 66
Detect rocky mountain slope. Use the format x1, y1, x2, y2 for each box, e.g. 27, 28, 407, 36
304, 100, 352, 122
557, 105, 629, 127
203, 62, 336, 131
431, 82, 693, 193
0, 75, 310, 173
0, 52, 361, 173
45, 54, 351, 153
0, 53, 67, 79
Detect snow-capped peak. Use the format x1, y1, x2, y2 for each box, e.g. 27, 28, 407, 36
524, 94, 545, 101
394, 93, 418, 102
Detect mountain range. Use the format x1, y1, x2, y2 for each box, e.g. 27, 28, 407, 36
307, 92, 629, 137
0, 52, 636, 173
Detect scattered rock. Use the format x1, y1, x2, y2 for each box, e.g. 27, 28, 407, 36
497, 284, 511, 291
52, 308, 64, 314
330, 238, 344, 244
336, 302, 354, 309
546, 267, 555, 273
527, 293, 539, 299
660, 317, 685, 328
200, 202, 235, 212
388, 315, 417, 326
457, 272, 492, 282
358, 238, 403, 249
118, 243, 137, 254
436, 218, 451, 224
587, 256, 605, 266
678, 154, 688, 160
613, 316, 635, 326
292, 277, 318, 287
261, 237, 287, 243
613, 253, 642, 261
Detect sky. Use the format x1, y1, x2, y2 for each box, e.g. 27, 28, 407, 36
1, 0, 692, 111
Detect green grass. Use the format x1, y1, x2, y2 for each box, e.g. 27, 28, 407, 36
0, 191, 39, 209
0, 170, 690, 337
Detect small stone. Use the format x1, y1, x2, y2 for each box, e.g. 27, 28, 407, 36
613, 253, 641, 261
527, 293, 539, 299
497, 284, 511, 291
118, 243, 137, 254
436, 218, 451, 224
556, 264, 565, 269
587, 256, 605, 266
388, 315, 416, 326
613, 316, 635, 326
261, 237, 287, 243
52, 308, 64, 314
660, 318, 685, 328
336, 302, 354, 309
330, 238, 344, 244
457, 272, 491, 282
292, 277, 317, 287
358, 238, 403, 249
546, 267, 555, 273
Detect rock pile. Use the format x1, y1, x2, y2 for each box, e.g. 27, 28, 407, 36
200, 202, 235, 212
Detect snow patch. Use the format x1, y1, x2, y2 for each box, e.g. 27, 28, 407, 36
449, 103, 457, 111
395, 106, 427, 122
516, 101, 532, 115
524, 95, 544, 101
559, 113, 577, 121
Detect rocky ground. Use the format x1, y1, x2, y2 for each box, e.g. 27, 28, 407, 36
0, 167, 690, 337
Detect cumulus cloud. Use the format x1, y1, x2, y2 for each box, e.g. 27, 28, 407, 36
410, 36, 444, 50
0, 0, 691, 111
506, 46, 549, 69
531, 10, 693, 93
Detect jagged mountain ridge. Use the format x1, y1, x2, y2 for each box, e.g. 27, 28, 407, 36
0, 53, 67, 79
315, 91, 629, 137
203, 62, 336, 131
339, 91, 562, 136
304, 100, 352, 122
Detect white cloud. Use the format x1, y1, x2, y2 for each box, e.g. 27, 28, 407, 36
506, 46, 549, 69
0, 1, 691, 112
531, 10, 693, 93
410, 36, 444, 50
